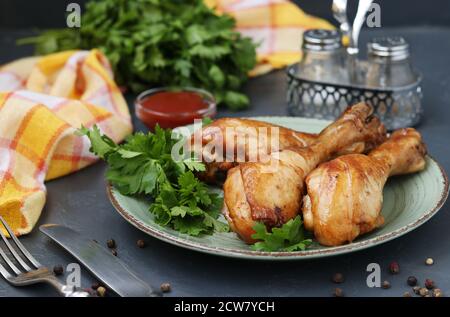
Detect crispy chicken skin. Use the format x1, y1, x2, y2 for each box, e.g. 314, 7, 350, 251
192, 117, 370, 185
303, 128, 427, 246
192, 118, 317, 184
223, 103, 387, 243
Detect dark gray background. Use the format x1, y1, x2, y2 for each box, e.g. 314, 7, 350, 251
1, 0, 450, 28
0, 1, 449, 297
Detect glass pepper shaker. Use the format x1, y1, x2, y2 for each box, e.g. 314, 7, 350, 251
366, 36, 417, 88
297, 29, 349, 84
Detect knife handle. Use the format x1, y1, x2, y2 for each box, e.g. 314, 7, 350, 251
44, 274, 91, 297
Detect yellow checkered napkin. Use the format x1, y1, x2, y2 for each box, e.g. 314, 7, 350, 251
0, 50, 132, 236
207, 0, 334, 75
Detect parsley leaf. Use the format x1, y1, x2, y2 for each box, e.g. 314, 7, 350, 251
76, 125, 117, 159
182, 158, 206, 172
251, 216, 312, 252
79, 125, 229, 236
202, 117, 213, 126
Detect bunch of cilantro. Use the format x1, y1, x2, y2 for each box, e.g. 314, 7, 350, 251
20, 0, 257, 110
78, 125, 228, 236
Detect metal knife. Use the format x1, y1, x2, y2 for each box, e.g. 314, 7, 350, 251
332, 0, 351, 44
350, 0, 374, 53
40, 224, 161, 297
347, 0, 374, 83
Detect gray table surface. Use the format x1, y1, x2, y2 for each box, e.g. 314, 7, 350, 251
0, 26, 449, 297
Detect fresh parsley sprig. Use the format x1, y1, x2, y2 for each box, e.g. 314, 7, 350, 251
251, 216, 312, 252
78, 125, 228, 236
21, 0, 257, 110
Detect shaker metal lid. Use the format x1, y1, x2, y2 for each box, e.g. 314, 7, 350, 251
368, 36, 410, 59
302, 29, 341, 51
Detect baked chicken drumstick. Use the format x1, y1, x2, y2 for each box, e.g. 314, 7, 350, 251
223, 103, 387, 243
192, 118, 317, 184
303, 128, 427, 246
192, 117, 369, 184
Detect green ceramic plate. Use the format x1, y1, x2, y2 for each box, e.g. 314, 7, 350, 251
106, 117, 449, 260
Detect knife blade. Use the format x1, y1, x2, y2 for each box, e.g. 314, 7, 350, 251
39, 224, 161, 297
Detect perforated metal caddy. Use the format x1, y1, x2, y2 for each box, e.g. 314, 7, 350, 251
287, 65, 423, 130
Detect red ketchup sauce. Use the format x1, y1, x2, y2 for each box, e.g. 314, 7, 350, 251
135, 89, 216, 129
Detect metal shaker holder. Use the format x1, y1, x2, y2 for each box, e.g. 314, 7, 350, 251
287, 1, 423, 130
287, 65, 423, 130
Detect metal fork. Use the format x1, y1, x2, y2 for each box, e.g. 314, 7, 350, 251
0, 216, 90, 297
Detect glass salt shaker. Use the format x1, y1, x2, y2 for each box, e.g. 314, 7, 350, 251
366, 36, 417, 88
297, 29, 349, 84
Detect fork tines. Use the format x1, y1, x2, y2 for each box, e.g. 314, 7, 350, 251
0, 216, 41, 280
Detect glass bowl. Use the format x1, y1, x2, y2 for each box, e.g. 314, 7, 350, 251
135, 87, 216, 130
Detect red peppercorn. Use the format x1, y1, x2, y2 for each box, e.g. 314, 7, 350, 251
425, 279, 435, 290
389, 261, 400, 274
84, 288, 96, 296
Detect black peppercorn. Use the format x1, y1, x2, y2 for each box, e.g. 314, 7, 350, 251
137, 239, 146, 248
53, 264, 64, 276
332, 273, 344, 284
407, 276, 417, 286
107, 239, 116, 249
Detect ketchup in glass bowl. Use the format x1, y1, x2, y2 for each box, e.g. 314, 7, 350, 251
135, 87, 216, 130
